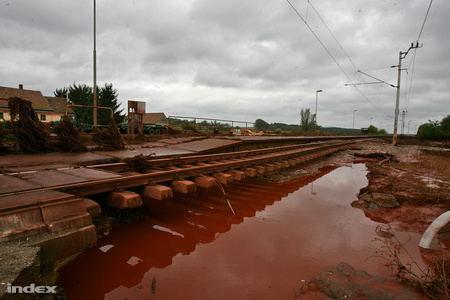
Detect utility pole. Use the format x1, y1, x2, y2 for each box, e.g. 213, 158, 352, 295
93, 0, 97, 129
393, 42, 420, 145
346, 42, 420, 144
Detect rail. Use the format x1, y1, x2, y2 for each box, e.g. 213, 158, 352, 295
1, 139, 371, 198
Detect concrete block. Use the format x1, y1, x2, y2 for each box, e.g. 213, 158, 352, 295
194, 176, 216, 189
171, 180, 197, 194
40, 199, 86, 223
106, 191, 142, 209
265, 164, 276, 172
243, 168, 257, 177
47, 213, 92, 233
228, 170, 245, 181
84, 198, 102, 218
255, 166, 266, 174
31, 225, 97, 265
274, 162, 284, 169
142, 184, 173, 200
0, 207, 47, 242
213, 173, 233, 185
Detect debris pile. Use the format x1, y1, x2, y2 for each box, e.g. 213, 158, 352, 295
92, 117, 126, 150
54, 116, 87, 152
8, 97, 50, 153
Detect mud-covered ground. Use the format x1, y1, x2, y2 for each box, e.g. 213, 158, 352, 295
288, 140, 450, 299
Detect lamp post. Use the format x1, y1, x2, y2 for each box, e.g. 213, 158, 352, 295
352, 110, 357, 129
315, 90, 322, 131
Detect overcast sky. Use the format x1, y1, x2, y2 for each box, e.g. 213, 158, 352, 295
1, 0, 448, 132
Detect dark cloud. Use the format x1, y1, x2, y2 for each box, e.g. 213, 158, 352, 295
0, 0, 448, 130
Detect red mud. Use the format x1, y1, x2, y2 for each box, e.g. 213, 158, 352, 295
58, 161, 427, 299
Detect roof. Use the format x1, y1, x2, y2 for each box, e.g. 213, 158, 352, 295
142, 113, 167, 124
0, 86, 52, 111
44, 96, 74, 114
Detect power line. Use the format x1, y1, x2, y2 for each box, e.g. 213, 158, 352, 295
286, 0, 391, 117
417, 0, 433, 42
404, 0, 432, 114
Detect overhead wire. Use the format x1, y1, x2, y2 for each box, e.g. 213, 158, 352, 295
286, 0, 392, 118
417, 0, 433, 42
403, 0, 433, 116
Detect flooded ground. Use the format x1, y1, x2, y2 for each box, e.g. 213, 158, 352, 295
58, 163, 424, 299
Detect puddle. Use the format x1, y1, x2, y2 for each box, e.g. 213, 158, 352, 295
58, 163, 424, 299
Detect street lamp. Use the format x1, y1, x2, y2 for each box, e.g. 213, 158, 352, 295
315, 90, 322, 131
352, 110, 357, 129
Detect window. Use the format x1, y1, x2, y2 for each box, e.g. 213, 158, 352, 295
40, 114, 46, 121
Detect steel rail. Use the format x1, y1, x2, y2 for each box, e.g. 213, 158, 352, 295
89, 139, 353, 172
1, 139, 369, 198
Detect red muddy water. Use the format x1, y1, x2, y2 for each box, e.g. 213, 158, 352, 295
58, 164, 424, 299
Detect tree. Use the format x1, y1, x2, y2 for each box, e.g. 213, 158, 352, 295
98, 83, 125, 125
254, 119, 268, 131
441, 115, 450, 137
67, 84, 93, 124
55, 83, 125, 125
300, 108, 316, 132
367, 125, 378, 134
417, 120, 441, 139
54, 87, 68, 98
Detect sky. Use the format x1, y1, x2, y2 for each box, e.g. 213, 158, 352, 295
1, 0, 448, 132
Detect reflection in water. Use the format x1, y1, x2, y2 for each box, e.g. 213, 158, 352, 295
58, 164, 424, 300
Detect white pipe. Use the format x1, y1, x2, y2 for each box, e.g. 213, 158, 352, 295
419, 211, 450, 248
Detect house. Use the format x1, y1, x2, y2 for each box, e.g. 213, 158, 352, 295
142, 113, 169, 126
0, 85, 73, 122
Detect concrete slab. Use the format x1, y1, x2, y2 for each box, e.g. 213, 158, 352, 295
0, 206, 47, 242
96, 147, 194, 160
169, 138, 243, 154
59, 168, 123, 180
0, 152, 117, 170
46, 213, 92, 233
16, 170, 89, 187
0, 190, 76, 212
39, 199, 87, 223
30, 225, 97, 265
0, 175, 43, 194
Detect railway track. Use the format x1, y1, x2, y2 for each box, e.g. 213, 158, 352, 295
0, 137, 372, 257
1, 138, 371, 198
